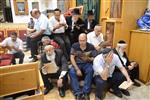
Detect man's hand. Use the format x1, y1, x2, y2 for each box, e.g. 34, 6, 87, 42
57, 78, 63, 88
76, 69, 82, 77
104, 52, 113, 65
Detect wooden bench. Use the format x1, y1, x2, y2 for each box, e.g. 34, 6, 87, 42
0, 62, 44, 100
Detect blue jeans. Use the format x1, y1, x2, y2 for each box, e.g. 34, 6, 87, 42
69, 63, 94, 96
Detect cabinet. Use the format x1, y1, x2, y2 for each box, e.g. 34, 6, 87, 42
102, 19, 122, 48
129, 30, 150, 83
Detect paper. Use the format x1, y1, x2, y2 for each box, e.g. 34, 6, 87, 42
119, 81, 133, 89
42, 62, 59, 74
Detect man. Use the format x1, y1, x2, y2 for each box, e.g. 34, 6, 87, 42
93, 48, 132, 100
87, 25, 104, 52
66, 8, 85, 45
30, 9, 50, 61
0, 32, 24, 64
37, 36, 60, 60
69, 33, 95, 100
49, 8, 71, 60
40, 45, 68, 97
113, 40, 140, 87
84, 10, 98, 33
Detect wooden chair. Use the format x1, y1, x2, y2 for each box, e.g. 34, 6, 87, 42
0, 62, 44, 100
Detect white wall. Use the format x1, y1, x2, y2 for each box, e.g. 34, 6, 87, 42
148, 0, 150, 8
10, 0, 57, 23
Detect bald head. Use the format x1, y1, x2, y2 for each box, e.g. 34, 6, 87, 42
79, 33, 87, 46
31, 9, 41, 19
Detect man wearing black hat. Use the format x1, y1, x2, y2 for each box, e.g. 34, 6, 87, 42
84, 10, 98, 33
66, 8, 85, 45
113, 40, 141, 87
93, 48, 132, 100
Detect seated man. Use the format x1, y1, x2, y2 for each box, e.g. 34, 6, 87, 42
93, 48, 132, 100
38, 36, 60, 54
69, 33, 95, 100
113, 40, 140, 86
87, 25, 112, 53
40, 45, 68, 97
0, 32, 24, 64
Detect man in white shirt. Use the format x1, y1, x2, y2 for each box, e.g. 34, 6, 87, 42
40, 45, 68, 97
30, 9, 51, 61
49, 8, 71, 60
93, 48, 132, 100
87, 25, 104, 52
0, 32, 24, 64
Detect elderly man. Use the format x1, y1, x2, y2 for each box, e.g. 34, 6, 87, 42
93, 48, 132, 100
0, 32, 24, 64
87, 25, 112, 53
66, 8, 85, 45
30, 9, 50, 62
40, 45, 68, 97
113, 40, 140, 87
49, 8, 70, 60
69, 33, 95, 100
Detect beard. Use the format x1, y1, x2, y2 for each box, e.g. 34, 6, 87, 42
46, 52, 56, 61
118, 48, 124, 57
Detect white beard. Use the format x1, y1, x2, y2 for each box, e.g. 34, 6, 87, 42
46, 52, 56, 62
118, 49, 124, 57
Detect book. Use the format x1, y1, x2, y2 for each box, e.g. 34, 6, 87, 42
41, 62, 59, 75
119, 81, 133, 90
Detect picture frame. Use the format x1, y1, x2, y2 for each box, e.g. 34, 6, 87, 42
13, 0, 28, 15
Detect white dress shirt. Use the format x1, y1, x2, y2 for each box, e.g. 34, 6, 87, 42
93, 54, 123, 77
34, 14, 51, 35
87, 31, 104, 47
49, 14, 67, 34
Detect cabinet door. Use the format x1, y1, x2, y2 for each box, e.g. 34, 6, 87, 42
129, 32, 150, 83
105, 22, 114, 47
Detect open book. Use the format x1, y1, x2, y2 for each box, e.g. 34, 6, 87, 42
119, 81, 133, 90
41, 62, 59, 75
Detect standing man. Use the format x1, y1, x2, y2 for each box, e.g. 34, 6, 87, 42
30, 9, 50, 61
69, 33, 95, 100
49, 8, 70, 60
93, 48, 132, 100
0, 32, 24, 64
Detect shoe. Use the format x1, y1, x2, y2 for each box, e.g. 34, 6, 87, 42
44, 85, 54, 95
76, 94, 82, 100
59, 88, 65, 97
120, 89, 130, 96
44, 88, 50, 95
109, 89, 122, 98
133, 81, 141, 87
84, 93, 90, 100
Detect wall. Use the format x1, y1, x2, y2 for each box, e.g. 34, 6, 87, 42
10, 0, 57, 23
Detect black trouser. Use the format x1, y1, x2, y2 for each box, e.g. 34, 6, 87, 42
68, 32, 80, 45
41, 70, 68, 90
30, 36, 42, 59
52, 33, 71, 60
94, 72, 126, 99
12, 51, 25, 64
26, 36, 31, 49
114, 65, 139, 81
129, 64, 139, 81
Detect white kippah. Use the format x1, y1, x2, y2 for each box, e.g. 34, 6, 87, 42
117, 43, 127, 48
